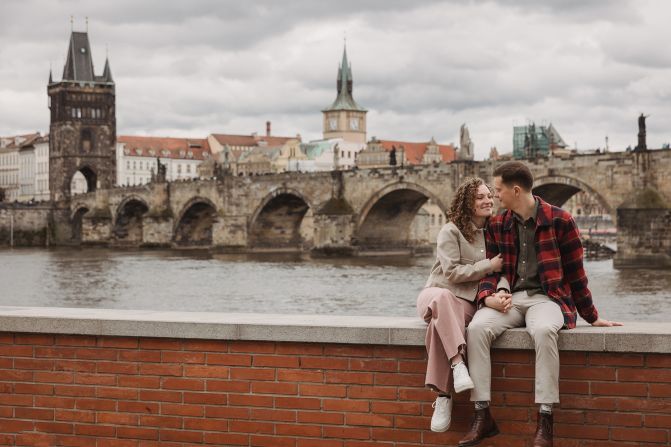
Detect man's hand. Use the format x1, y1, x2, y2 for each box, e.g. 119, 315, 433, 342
485, 291, 512, 313
591, 318, 623, 327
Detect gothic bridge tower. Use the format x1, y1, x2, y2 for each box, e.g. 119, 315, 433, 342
48, 30, 116, 202
322, 45, 368, 144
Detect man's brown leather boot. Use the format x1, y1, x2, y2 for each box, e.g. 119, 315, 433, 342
458, 407, 499, 446
533, 411, 553, 447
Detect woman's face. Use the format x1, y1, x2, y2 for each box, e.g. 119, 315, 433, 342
472, 184, 494, 219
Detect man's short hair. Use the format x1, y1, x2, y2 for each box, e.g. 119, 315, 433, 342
493, 161, 534, 190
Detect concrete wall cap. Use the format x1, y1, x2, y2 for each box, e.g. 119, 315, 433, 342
0, 306, 668, 353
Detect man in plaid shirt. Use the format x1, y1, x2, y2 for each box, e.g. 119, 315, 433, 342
458, 161, 622, 447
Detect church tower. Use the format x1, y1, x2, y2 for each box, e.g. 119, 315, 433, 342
322, 45, 367, 143
48, 29, 116, 202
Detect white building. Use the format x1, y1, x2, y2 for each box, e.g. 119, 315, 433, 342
116, 136, 211, 186
1, 133, 41, 202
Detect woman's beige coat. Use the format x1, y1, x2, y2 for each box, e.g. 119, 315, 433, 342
424, 222, 494, 301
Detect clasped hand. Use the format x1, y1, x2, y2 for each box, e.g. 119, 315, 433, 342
485, 290, 512, 313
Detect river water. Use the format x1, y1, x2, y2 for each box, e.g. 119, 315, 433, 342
0, 248, 669, 322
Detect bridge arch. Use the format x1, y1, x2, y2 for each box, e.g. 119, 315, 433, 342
70, 165, 97, 196
248, 187, 314, 249
173, 197, 218, 247
113, 196, 150, 245
356, 182, 448, 249
533, 175, 614, 220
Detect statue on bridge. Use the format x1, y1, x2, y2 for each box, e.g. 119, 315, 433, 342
154, 157, 167, 182
458, 124, 475, 160
637, 113, 649, 151
389, 146, 397, 166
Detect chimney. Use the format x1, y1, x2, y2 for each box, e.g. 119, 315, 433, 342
266, 121, 271, 137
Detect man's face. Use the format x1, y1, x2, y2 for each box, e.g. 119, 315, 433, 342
493, 176, 518, 209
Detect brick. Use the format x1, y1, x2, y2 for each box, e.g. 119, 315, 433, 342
618, 367, 671, 383
54, 385, 95, 397
373, 346, 424, 359
74, 348, 117, 360
371, 427, 421, 442
183, 391, 227, 405
140, 389, 183, 402
205, 406, 250, 419
617, 397, 671, 413
203, 432, 248, 445
98, 337, 138, 349
139, 363, 182, 376
503, 364, 534, 378
184, 365, 229, 379
559, 351, 588, 365
206, 353, 252, 366
398, 360, 426, 374
75, 372, 116, 386
251, 408, 297, 422
118, 401, 160, 414
275, 423, 321, 437
97, 412, 139, 426
54, 335, 96, 347
253, 355, 299, 368
139, 338, 182, 350
393, 415, 429, 430
325, 345, 373, 358
15, 334, 53, 345
229, 394, 274, 408
373, 373, 422, 387
645, 414, 671, 429
554, 424, 609, 440
348, 386, 397, 400
0, 369, 33, 382
298, 411, 344, 425
589, 352, 644, 366
97, 438, 136, 447
560, 366, 616, 381
491, 350, 531, 363
117, 426, 159, 440
230, 367, 275, 381
15, 407, 54, 421
96, 361, 138, 374
183, 339, 228, 352
206, 379, 249, 393
162, 351, 205, 364
159, 429, 202, 443
74, 398, 116, 411
250, 434, 296, 447
54, 360, 96, 372
229, 420, 274, 434
559, 380, 590, 395
647, 354, 671, 368
371, 401, 421, 415
591, 382, 647, 397
160, 403, 204, 417
140, 415, 182, 429
252, 382, 298, 395
349, 359, 397, 372
120, 350, 161, 362
276, 396, 322, 410
163, 377, 205, 391
300, 384, 347, 398
14, 383, 54, 395
301, 357, 349, 370
118, 375, 161, 389
229, 341, 275, 353
14, 358, 55, 370
34, 395, 75, 409
322, 399, 369, 412
611, 427, 668, 443
346, 413, 393, 427
34, 421, 74, 434
278, 369, 324, 383
323, 426, 370, 440
184, 417, 228, 431
35, 346, 77, 358
276, 342, 323, 356
296, 439, 342, 447
33, 371, 73, 384
492, 378, 534, 393
586, 412, 642, 427
326, 371, 374, 385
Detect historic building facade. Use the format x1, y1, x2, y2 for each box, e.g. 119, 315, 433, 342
47, 30, 116, 202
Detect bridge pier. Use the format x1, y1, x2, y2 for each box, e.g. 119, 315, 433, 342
614, 188, 671, 268
311, 198, 357, 256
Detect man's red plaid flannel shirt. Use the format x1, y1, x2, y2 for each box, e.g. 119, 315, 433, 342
477, 196, 599, 329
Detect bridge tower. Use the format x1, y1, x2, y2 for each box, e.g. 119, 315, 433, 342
47, 29, 116, 202
322, 44, 368, 144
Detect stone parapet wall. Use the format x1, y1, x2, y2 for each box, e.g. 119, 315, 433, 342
0, 206, 51, 246
0, 308, 668, 446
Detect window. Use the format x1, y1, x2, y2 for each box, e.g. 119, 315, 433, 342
126, 161, 130, 169
133, 161, 136, 170
186, 165, 191, 173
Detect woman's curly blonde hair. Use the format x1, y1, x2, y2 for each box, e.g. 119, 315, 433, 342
446, 177, 491, 243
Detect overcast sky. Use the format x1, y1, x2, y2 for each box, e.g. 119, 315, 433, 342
1, 0, 670, 159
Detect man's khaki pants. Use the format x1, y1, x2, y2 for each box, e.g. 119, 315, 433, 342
466, 291, 564, 404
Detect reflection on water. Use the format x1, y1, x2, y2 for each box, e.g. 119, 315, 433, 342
0, 248, 669, 322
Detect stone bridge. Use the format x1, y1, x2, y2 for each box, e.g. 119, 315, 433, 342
61, 149, 671, 266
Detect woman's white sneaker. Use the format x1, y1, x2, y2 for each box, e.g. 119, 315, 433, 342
452, 361, 475, 393
430, 395, 452, 432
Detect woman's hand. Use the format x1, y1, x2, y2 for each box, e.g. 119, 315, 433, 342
490, 253, 503, 272
484, 290, 512, 313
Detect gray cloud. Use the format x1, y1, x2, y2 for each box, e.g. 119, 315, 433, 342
2, 0, 671, 159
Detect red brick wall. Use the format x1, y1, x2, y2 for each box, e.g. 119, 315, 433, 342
0, 332, 669, 446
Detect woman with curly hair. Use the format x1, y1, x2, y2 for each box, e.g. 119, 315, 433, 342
417, 177, 502, 433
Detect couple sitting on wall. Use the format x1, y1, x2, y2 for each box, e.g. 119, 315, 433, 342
416, 161, 623, 447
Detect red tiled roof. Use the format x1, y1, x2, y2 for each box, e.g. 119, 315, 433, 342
211, 133, 294, 147
118, 135, 211, 160
378, 140, 456, 164
0, 132, 42, 149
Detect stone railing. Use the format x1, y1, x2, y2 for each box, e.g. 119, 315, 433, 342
0, 306, 668, 446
